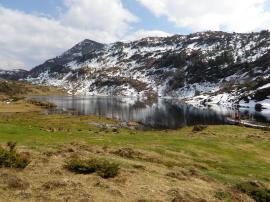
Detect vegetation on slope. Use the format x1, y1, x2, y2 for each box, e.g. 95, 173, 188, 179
0, 111, 269, 201
0, 80, 66, 113
65, 157, 120, 178
0, 142, 30, 169
0, 80, 66, 100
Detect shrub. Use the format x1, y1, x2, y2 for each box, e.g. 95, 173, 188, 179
65, 157, 119, 179
236, 181, 270, 202
0, 142, 30, 169
97, 160, 120, 179
7, 141, 16, 152
214, 191, 231, 200
192, 125, 208, 132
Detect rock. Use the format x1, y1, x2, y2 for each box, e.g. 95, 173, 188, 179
255, 103, 263, 111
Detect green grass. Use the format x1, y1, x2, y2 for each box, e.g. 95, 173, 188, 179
0, 112, 270, 186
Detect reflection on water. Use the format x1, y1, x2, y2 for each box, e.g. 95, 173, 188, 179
30, 96, 228, 129
239, 107, 270, 123
29, 96, 270, 129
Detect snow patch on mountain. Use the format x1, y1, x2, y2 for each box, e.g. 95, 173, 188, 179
26, 31, 270, 109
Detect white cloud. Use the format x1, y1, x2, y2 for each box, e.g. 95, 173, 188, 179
0, 59, 25, 70
0, 6, 89, 70
62, 0, 138, 39
137, 0, 270, 32
0, 0, 139, 70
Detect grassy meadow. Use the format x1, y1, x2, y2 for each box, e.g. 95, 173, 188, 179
0, 109, 269, 201
0, 81, 269, 201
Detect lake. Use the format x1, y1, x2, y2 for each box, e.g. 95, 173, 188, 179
29, 96, 270, 129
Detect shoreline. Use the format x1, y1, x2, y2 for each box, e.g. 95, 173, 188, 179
2, 95, 270, 131
0, 97, 270, 201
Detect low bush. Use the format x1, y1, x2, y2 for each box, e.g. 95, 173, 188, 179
0, 142, 30, 169
214, 191, 231, 200
65, 157, 119, 179
192, 125, 208, 132
236, 181, 270, 202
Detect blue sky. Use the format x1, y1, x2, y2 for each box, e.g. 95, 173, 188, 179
0, 0, 270, 70
2, 0, 269, 35
0, 0, 64, 17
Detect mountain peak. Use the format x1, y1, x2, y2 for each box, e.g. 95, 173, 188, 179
63, 39, 105, 57
79, 39, 104, 45
27, 31, 270, 109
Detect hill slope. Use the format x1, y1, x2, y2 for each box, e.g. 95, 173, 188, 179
0, 69, 28, 80
26, 31, 270, 108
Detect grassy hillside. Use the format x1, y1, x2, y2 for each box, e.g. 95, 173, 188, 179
0, 80, 66, 113
0, 80, 66, 100
0, 111, 269, 201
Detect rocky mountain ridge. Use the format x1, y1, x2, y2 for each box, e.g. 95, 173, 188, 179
0, 69, 28, 80
22, 30, 270, 108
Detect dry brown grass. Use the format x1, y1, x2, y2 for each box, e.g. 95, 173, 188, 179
0, 109, 269, 201
0, 101, 41, 113
0, 80, 66, 98
0, 143, 254, 202
0, 80, 67, 113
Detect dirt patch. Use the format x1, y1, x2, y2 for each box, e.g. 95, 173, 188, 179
111, 148, 142, 159
0, 173, 29, 190
166, 171, 187, 181
111, 147, 179, 168
41, 180, 68, 190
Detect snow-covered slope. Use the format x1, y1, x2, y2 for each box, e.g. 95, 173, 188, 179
26, 31, 270, 108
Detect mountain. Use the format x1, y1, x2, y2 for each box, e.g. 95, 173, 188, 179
26, 31, 270, 108
0, 69, 28, 80
29, 39, 105, 77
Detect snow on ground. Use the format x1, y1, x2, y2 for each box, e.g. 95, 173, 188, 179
66, 61, 80, 70
175, 82, 220, 99
258, 83, 270, 90
186, 92, 236, 108
239, 98, 270, 109
26, 31, 270, 111
258, 98, 270, 109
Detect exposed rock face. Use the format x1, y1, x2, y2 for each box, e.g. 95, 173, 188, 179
25, 31, 270, 107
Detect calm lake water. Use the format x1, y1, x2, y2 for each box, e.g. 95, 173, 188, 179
30, 96, 270, 129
